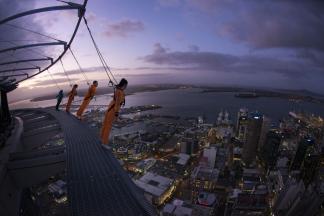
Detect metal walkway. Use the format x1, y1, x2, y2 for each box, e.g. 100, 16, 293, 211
18, 108, 156, 216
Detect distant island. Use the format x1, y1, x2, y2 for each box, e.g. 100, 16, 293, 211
200, 86, 324, 104
234, 93, 259, 98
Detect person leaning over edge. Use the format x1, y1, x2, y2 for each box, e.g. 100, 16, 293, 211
101, 78, 127, 148
66, 84, 78, 113
76, 80, 98, 119
55, 89, 64, 111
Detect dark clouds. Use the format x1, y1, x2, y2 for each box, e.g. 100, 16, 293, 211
142, 43, 238, 70
216, 1, 324, 51
103, 19, 145, 38
0, 0, 45, 48
160, 0, 324, 51
0, 0, 53, 80
154, 0, 324, 91
141, 43, 322, 78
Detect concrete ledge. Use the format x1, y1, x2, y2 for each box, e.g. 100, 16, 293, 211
0, 117, 24, 216
0, 117, 24, 181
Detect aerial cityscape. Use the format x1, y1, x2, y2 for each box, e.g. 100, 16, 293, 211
1, 0, 324, 216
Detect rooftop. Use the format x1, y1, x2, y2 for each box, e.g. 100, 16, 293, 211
191, 166, 219, 181
134, 172, 174, 197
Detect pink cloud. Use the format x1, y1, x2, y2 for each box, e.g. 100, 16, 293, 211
103, 19, 145, 38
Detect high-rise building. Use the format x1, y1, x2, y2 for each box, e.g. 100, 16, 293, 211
258, 116, 271, 151
236, 108, 249, 143
301, 146, 320, 186
202, 147, 217, 168
261, 130, 282, 170
291, 137, 314, 171
242, 112, 263, 166
190, 166, 219, 201
273, 178, 305, 215
207, 128, 218, 144
180, 139, 199, 156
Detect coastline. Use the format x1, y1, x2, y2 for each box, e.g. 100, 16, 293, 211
26, 84, 324, 106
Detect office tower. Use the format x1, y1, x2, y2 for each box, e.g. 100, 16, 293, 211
261, 130, 282, 170
242, 112, 263, 166
291, 137, 314, 171
258, 116, 271, 151
180, 139, 198, 155
301, 146, 319, 186
236, 108, 249, 143
202, 147, 217, 168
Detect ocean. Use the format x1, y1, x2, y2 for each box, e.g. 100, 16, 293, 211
10, 88, 324, 123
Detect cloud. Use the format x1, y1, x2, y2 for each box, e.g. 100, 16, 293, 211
158, 0, 324, 52
85, 11, 97, 22
217, 1, 324, 51
103, 19, 145, 38
0, 0, 64, 84
188, 45, 199, 52
295, 49, 324, 68
33, 77, 79, 87
141, 43, 323, 78
142, 43, 238, 70
158, 0, 182, 7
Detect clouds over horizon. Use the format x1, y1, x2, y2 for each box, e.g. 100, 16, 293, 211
153, 0, 324, 90
215, 1, 324, 52
141, 43, 324, 80
103, 19, 145, 38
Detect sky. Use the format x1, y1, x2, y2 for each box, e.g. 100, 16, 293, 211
0, 0, 324, 101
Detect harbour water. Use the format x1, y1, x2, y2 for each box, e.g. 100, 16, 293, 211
10, 88, 324, 123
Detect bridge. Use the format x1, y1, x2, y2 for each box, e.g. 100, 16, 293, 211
0, 108, 156, 216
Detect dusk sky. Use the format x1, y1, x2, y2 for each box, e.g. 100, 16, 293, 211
1, 0, 324, 101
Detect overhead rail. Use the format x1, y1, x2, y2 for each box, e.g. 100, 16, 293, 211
4, 23, 62, 42
0, 5, 83, 25
0, 73, 28, 78
0, 58, 53, 66
0, 0, 88, 85
0, 42, 67, 54
4, 41, 52, 59
0, 67, 40, 74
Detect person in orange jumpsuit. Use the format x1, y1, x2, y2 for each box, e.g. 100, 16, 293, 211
65, 84, 78, 113
76, 80, 98, 119
101, 78, 128, 146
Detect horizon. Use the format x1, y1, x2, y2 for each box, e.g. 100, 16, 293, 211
8, 80, 324, 104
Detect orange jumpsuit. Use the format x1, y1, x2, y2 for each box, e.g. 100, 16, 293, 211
65, 86, 77, 112
100, 88, 125, 145
76, 84, 97, 118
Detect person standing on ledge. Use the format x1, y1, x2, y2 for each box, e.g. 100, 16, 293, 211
55, 90, 64, 111
66, 84, 78, 113
101, 78, 127, 147
76, 80, 98, 119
